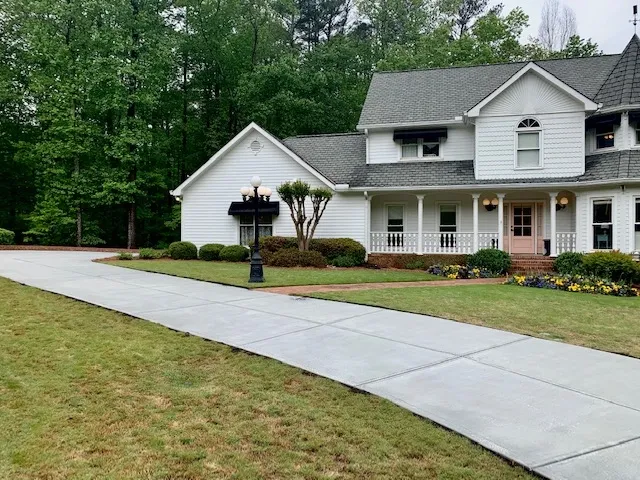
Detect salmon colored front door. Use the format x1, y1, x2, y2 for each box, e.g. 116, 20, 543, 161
510, 204, 535, 254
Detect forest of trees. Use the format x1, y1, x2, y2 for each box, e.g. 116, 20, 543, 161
0, 0, 600, 248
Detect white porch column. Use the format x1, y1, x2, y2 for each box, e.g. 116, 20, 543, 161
365, 192, 371, 254
472, 193, 480, 252
417, 194, 424, 255
497, 193, 506, 251
549, 192, 558, 256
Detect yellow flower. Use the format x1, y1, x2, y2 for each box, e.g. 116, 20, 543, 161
447, 273, 458, 279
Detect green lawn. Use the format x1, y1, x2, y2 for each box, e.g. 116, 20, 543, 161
0, 278, 535, 479
106, 259, 439, 288
312, 285, 640, 358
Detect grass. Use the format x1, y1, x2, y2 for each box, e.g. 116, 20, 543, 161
312, 284, 640, 358
0, 277, 536, 480
106, 259, 439, 288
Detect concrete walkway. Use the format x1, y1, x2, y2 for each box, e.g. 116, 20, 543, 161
1, 251, 640, 480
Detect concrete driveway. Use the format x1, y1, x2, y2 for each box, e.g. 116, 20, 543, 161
1, 250, 640, 479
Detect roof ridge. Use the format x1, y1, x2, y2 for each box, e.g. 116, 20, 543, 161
374, 54, 621, 75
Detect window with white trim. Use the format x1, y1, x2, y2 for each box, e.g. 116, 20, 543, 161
516, 118, 541, 168
596, 124, 615, 149
439, 204, 457, 232
386, 205, 404, 232
239, 214, 272, 246
400, 138, 440, 158
592, 199, 613, 250
635, 125, 640, 145
634, 198, 640, 250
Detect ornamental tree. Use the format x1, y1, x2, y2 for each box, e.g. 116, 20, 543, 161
277, 180, 333, 251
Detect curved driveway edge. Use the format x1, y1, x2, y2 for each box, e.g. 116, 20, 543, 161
1, 250, 640, 480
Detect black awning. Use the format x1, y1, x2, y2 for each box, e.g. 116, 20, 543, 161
393, 128, 448, 142
228, 201, 280, 216
586, 113, 621, 129
629, 111, 640, 124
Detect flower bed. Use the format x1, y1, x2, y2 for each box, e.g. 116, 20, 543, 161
507, 274, 639, 297
427, 264, 494, 279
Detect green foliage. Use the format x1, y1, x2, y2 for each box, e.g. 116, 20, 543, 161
468, 248, 511, 274
168, 241, 198, 260
259, 236, 299, 254
138, 248, 166, 260
554, 252, 585, 275
582, 251, 640, 284
117, 252, 134, 260
219, 245, 250, 262
0, 228, 15, 245
199, 244, 225, 262
329, 255, 361, 268
270, 248, 328, 268
369, 253, 468, 269
404, 259, 426, 270
309, 238, 366, 265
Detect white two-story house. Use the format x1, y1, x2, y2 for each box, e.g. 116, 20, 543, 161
171, 35, 640, 259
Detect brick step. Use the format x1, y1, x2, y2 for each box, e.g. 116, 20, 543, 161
509, 255, 554, 273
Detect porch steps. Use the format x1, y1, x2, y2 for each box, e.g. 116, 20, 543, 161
509, 255, 555, 273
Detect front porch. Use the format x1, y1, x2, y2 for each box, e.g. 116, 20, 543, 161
365, 190, 577, 256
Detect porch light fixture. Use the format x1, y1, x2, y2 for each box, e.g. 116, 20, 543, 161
483, 198, 499, 211
240, 176, 272, 283
556, 197, 569, 211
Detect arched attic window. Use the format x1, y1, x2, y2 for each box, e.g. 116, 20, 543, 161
516, 118, 542, 169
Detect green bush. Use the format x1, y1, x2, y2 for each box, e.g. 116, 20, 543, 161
259, 236, 298, 254
468, 248, 511, 275
118, 252, 133, 260
554, 252, 585, 275
582, 251, 640, 283
139, 248, 166, 260
404, 259, 427, 270
219, 245, 249, 262
0, 228, 15, 245
168, 241, 198, 260
270, 248, 327, 268
199, 243, 225, 261
330, 255, 360, 268
309, 238, 366, 266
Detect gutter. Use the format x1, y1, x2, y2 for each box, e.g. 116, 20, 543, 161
356, 119, 464, 130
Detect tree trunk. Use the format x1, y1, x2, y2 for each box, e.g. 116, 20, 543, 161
127, 201, 136, 249
74, 157, 82, 246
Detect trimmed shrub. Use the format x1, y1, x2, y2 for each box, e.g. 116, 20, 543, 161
259, 236, 298, 254
219, 245, 249, 262
270, 248, 327, 268
118, 252, 133, 260
168, 241, 198, 260
554, 252, 585, 275
468, 248, 511, 275
0, 228, 15, 245
404, 259, 427, 270
139, 248, 166, 260
330, 255, 360, 268
582, 251, 640, 283
309, 238, 366, 266
367, 253, 468, 269
199, 243, 225, 261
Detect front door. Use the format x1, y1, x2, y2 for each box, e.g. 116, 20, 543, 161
511, 203, 535, 254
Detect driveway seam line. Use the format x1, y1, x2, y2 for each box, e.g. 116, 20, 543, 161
134, 301, 217, 314
355, 357, 462, 386
239, 325, 324, 346
532, 434, 640, 469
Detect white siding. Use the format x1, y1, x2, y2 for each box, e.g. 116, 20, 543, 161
181, 131, 366, 248
367, 125, 474, 164
475, 112, 585, 179
575, 186, 640, 253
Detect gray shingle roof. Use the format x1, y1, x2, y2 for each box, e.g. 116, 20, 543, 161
358, 55, 622, 126
595, 35, 640, 108
283, 133, 640, 188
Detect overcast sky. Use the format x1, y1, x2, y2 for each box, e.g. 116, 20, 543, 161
495, 0, 633, 54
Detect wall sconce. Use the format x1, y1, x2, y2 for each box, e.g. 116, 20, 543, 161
556, 197, 569, 211
483, 198, 499, 211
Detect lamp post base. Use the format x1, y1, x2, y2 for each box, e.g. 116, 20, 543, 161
248, 251, 264, 283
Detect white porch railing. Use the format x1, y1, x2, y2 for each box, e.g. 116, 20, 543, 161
370, 232, 419, 253
556, 232, 577, 254
370, 232, 501, 254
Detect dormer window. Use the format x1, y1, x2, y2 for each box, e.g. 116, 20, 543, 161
596, 124, 615, 149
394, 129, 446, 160
516, 118, 542, 169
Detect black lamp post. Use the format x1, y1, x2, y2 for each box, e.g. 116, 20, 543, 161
241, 176, 271, 283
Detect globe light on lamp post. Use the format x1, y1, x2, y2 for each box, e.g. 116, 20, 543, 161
240, 176, 271, 283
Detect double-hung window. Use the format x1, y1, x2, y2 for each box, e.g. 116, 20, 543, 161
516, 118, 541, 168
596, 124, 615, 149
400, 138, 440, 159
386, 205, 404, 232
635, 198, 640, 251
592, 199, 613, 250
439, 204, 457, 232
239, 214, 272, 247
